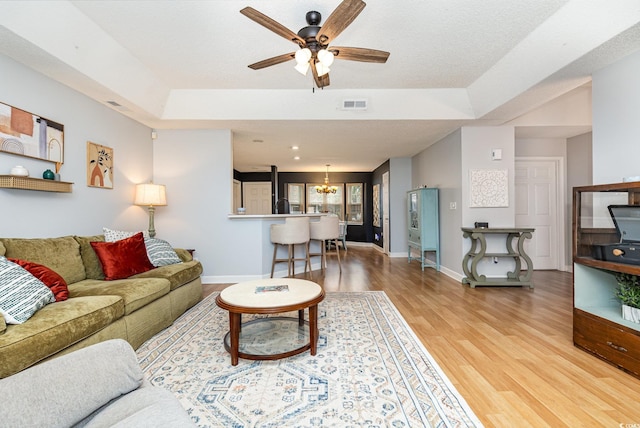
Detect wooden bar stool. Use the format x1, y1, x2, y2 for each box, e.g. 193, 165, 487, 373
309, 215, 342, 272
270, 217, 311, 278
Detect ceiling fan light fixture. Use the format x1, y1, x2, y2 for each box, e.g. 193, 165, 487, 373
295, 62, 310, 75
317, 49, 335, 67
295, 48, 312, 65
241, 2, 389, 89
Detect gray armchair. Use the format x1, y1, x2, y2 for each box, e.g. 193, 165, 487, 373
0, 339, 195, 428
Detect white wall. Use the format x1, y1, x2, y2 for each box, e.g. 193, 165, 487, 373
0, 54, 152, 238
592, 50, 640, 184
515, 138, 566, 157
460, 126, 517, 278
153, 129, 275, 282
461, 126, 516, 228
389, 157, 411, 255
507, 84, 592, 128
567, 133, 592, 190
411, 129, 462, 278
567, 132, 592, 266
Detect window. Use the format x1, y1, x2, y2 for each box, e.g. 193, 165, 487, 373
284, 180, 365, 221
307, 184, 344, 220
346, 183, 363, 225
287, 183, 305, 213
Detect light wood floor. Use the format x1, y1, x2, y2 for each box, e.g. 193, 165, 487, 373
203, 247, 640, 427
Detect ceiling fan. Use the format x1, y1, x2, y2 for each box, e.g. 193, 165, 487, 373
240, 0, 389, 89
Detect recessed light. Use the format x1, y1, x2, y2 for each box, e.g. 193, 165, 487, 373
291, 146, 299, 150
294, 156, 300, 160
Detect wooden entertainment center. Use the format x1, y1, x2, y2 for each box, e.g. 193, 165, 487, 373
573, 181, 640, 379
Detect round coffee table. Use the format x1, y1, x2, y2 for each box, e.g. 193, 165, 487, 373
215, 278, 325, 366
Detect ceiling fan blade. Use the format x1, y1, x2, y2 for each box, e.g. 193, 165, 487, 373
330, 46, 390, 63
311, 62, 330, 88
240, 7, 305, 45
248, 52, 296, 70
317, 0, 366, 45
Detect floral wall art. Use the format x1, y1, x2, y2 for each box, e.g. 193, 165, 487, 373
469, 169, 508, 208
87, 141, 113, 189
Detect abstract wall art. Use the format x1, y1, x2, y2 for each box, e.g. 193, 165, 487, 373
87, 141, 113, 189
0, 101, 64, 163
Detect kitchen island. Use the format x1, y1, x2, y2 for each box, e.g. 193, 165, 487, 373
227, 213, 325, 278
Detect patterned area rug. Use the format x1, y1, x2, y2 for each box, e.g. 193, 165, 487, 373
137, 291, 482, 427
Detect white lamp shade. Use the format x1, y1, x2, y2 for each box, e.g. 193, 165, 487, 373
317, 49, 334, 67
134, 183, 167, 206
295, 62, 310, 75
295, 48, 312, 65
316, 62, 330, 76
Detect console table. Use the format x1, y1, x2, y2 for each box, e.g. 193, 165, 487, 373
461, 227, 534, 288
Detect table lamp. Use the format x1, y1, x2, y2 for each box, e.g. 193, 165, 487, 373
134, 183, 167, 238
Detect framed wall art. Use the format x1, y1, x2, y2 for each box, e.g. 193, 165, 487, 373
0, 101, 64, 163
87, 141, 113, 189
373, 184, 381, 227
469, 169, 508, 208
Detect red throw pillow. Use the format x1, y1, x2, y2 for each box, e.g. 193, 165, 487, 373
8, 258, 69, 301
90, 232, 154, 280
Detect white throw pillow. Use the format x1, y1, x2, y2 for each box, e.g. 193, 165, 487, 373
144, 238, 182, 267
103, 227, 150, 242
0, 256, 55, 324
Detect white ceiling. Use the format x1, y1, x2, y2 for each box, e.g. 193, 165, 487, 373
1, 1, 639, 172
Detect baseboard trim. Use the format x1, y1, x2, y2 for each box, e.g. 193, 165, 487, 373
388, 251, 406, 258
440, 265, 464, 282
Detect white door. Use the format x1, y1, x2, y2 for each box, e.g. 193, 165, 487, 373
383, 172, 390, 254
515, 159, 561, 270
243, 182, 272, 215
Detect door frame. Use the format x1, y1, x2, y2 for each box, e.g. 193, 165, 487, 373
515, 156, 567, 271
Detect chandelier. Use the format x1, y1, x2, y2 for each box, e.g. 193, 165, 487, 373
316, 164, 339, 194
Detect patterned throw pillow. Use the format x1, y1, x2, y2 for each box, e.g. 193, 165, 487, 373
8, 258, 69, 301
144, 238, 182, 267
91, 233, 154, 280
0, 256, 56, 324
103, 227, 149, 242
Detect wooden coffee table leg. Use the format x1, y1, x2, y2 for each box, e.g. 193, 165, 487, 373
229, 311, 241, 366
309, 304, 318, 355
298, 309, 304, 326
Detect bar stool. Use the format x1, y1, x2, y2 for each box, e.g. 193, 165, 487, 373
309, 215, 342, 272
270, 217, 311, 278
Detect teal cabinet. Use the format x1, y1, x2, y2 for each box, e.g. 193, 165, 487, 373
407, 188, 440, 271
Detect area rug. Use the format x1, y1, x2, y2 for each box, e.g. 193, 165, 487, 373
137, 291, 482, 427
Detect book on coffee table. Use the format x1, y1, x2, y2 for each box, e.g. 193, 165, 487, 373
255, 285, 289, 293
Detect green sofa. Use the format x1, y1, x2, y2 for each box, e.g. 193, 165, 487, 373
0, 235, 203, 379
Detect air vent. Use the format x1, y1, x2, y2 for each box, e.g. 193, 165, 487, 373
105, 100, 131, 112
341, 99, 368, 110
